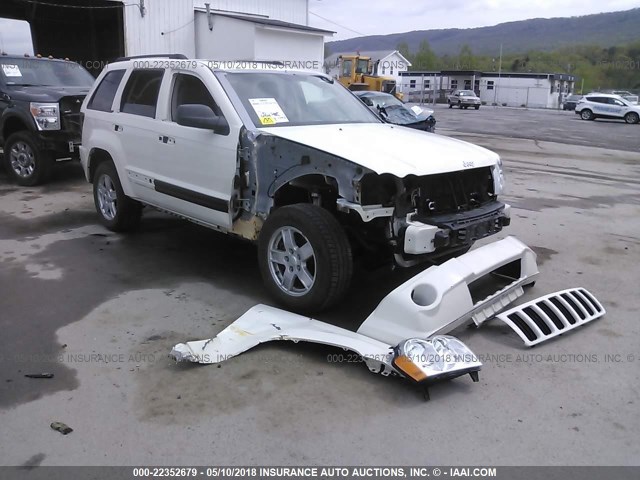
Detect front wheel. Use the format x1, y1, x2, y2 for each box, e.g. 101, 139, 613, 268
258, 204, 353, 313
624, 112, 639, 124
92, 161, 142, 232
474, 105, 480, 110
580, 109, 594, 121
4, 132, 53, 186
448, 102, 453, 109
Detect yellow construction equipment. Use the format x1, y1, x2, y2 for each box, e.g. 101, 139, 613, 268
337, 54, 403, 100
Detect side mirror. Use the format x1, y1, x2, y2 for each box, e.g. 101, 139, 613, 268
175, 104, 229, 135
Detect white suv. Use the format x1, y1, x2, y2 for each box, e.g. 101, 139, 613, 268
575, 93, 640, 124
80, 56, 510, 312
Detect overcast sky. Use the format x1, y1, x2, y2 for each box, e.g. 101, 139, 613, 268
308, 0, 640, 40
1, 0, 639, 54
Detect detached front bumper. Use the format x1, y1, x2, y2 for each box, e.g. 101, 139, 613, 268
403, 202, 511, 255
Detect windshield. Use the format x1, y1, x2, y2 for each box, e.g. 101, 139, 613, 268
221, 72, 381, 128
459, 90, 476, 96
0, 58, 95, 87
356, 59, 369, 74
363, 94, 404, 109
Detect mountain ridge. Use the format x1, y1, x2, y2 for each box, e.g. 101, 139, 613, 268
326, 8, 640, 56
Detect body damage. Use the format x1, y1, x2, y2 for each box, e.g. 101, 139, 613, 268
170, 239, 536, 378
233, 126, 510, 260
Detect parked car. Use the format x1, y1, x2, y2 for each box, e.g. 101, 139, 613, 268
575, 93, 640, 124
354, 91, 436, 132
609, 90, 639, 105
448, 90, 481, 109
80, 56, 510, 312
0, 55, 95, 185
562, 94, 582, 111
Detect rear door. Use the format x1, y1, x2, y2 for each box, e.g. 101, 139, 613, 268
114, 68, 166, 200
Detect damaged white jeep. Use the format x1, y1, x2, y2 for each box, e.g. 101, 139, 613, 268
80, 57, 510, 312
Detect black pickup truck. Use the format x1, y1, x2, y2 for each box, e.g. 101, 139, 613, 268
0, 55, 95, 185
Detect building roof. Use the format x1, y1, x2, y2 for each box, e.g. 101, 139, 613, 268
325, 50, 411, 67
400, 70, 576, 81
194, 9, 335, 35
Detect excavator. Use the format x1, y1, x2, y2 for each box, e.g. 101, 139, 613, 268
336, 54, 403, 100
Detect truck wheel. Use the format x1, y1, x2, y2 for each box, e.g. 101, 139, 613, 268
258, 204, 353, 313
4, 132, 53, 186
624, 112, 639, 124
580, 109, 594, 121
92, 161, 142, 232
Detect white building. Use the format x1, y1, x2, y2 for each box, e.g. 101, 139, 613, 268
399, 70, 576, 109
0, 0, 333, 72
324, 50, 411, 84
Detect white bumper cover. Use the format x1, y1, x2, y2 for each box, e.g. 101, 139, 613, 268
357, 236, 539, 344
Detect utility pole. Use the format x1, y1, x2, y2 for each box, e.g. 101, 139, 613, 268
494, 43, 502, 106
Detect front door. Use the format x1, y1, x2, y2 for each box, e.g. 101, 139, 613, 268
151, 71, 237, 229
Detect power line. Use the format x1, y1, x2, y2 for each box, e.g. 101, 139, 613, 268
309, 11, 367, 37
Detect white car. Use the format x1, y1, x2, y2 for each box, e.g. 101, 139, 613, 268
80, 56, 510, 312
575, 93, 640, 124
447, 90, 481, 109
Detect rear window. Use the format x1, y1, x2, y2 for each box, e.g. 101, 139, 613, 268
120, 69, 164, 118
87, 70, 126, 112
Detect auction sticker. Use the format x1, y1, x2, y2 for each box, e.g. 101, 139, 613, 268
1, 64, 22, 77
249, 98, 289, 125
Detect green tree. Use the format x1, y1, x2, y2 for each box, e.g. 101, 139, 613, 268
412, 40, 438, 71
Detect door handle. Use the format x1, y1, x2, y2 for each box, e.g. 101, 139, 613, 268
158, 135, 175, 145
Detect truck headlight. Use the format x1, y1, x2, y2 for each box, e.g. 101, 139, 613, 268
392, 336, 482, 386
30, 102, 60, 131
493, 156, 505, 195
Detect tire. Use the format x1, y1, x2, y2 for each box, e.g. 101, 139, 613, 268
624, 112, 639, 124
258, 204, 353, 313
448, 102, 453, 109
458, 101, 462, 109
580, 109, 594, 121
92, 161, 142, 232
474, 105, 480, 110
4, 132, 53, 186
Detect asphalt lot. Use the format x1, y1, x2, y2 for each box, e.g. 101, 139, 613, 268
0, 107, 639, 467
422, 103, 640, 152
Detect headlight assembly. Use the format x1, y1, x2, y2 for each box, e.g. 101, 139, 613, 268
30, 102, 61, 131
393, 335, 482, 399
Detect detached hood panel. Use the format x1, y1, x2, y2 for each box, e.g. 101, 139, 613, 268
258, 123, 499, 177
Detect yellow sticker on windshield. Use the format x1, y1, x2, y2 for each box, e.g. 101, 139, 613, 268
249, 98, 289, 125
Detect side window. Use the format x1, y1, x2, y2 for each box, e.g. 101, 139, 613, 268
342, 60, 352, 77
171, 74, 221, 120
120, 69, 164, 118
87, 70, 126, 112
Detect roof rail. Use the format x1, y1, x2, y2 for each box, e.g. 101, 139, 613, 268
115, 54, 188, 62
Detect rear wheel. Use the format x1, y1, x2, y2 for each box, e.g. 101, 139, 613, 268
258, 204, 353, 313
92, 161, 142, 232
624, 112, 639, 124
580, 109, 594, 121
4, 132, 53, 186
